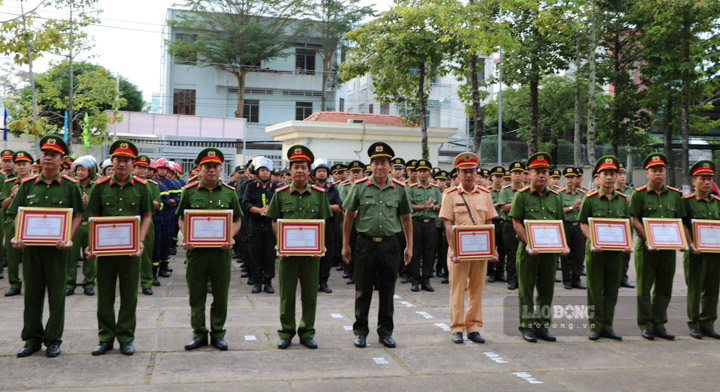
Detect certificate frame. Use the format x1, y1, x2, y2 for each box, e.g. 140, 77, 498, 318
184, 209, 232, 247
588, 218, 632, 250
691, 219, 720, 253
452, 225, 495, 261
642, 218, 688, 250
277, 219, 325, 257
524, 220, 568, 253
15, 207, 73, 246
88, 216, 140, 256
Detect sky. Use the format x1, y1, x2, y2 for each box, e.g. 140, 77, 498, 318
0, 0, 396, 105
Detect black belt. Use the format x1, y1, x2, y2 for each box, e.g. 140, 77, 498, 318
413, 217, 434, 223
360, 234, 392, 243
564, 221, 580, 227
493, 218, 504, 224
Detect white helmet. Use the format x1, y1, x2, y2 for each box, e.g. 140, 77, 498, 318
253, 156, 273, 172
312, 157, 329, 172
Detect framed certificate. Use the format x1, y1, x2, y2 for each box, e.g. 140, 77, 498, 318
184, 209, 232, 247
588, 218, 632, 250
452, 225, 495, 261
642, 218, 688, 250
88, 216, 140, 256
277, 219, 325, 256
691, 219, 720, 253
15, 207, 73, 245
524, 220, 568, 253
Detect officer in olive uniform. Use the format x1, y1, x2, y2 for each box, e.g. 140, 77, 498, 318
86, 140, 153, 356
67, 155, 98, 296
342, 142, 413, 349
616, 162, 635, 289
549, 169, 563, 191
0, 149, 11, 280
1, 151, 29, 296
406, 159, 418, 185
133, 155, 161, 295
406, 159, 441, 292
498, 162, 526, 290
8, 136, 83, 358
682, 160, 720, 340
266, 145, 333, 350
178, 148, 243, 351
509, 153, 569, 343
560, 167, 587, 290
630, 152, 685, 340
578, 156, 631, 341
391, 158, 406, 181
339, 160, 365, 284
488, 166, 507, 282
313, 158, 342, 294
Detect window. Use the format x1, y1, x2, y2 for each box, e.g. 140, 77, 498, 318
243, 99, 259, 123
173, 89, 195, 115
296, 102, 313, 120
380, 103, 389, 115
296, 49, 316, 75
369, 104, 373, 114
339, 98, 344, 112
173, 33, 197, 65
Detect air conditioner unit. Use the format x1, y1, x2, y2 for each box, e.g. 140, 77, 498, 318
347, 119, 365, 124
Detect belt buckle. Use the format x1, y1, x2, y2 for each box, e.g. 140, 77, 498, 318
423, 218, 430, 223
373, 237, 383, 243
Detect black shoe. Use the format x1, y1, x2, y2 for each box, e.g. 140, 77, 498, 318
589, 331, 600, 341
92, 341, 113, 356
400, 276, 409, 284
159, 270, 170, 278
701, 328, 720, 339
600, 330, 623, 341
343, 271, 350, 279
620, 280, 635, 289
251, 283, 262, 294
641, 329, 655, 340
319, 282, 332, 293
346, 276, 355, 284
354, 335, 367, 348
65, 288, 75, 296
5, 287, 21, 296
336, 265, 343, 271
564, 284, 572, 290
555, 278, 561, 283
45, 344, 61, 358
120, 342, 135, 355
184, 337, 208, 350
487, 275, 496, 283
241, 272, 249, 278
507, 283, 517, 290
264, 282, 275, 294
240, 265, 247, 272
442, 277, 449, 284
581, 269, 586, 276
232, 253, 240, 259
16, 345, 41, 357
411, 284, 419, 292
467, 332, 485, 344
152, 278, 161, 287
379, 335, 396, 348
84, 287, 95, 296
690, 329, 703, 339
211, 337, 228, 351
572, 283, 587, 290
497, 275, 508, 282
421, 283, 434, 292
300, 338, 318, 349
536, 330, 557, 342
452, 332, 463, 344
248, 277, 256, 285
654, 328, 675, 340
522, 330, 537, 343
142, 288, 153, 295
277, 338, 291, 349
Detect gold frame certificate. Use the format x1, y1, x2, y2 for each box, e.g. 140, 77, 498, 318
588, 218, 632, 250
524, 220, 568, 253
277, 219, 325, 256
184, 209, 232, 247
691, 219, 720, 253
15, 207, 73, 246
642, 218, 688, 250
452, 225, 495, 261
88, 216, 140, 256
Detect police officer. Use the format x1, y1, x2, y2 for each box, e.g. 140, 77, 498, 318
509, 153, 569, 343
266, 145, 333, 350
2, 151, 32, 296
391, 158, 406, 181
549, 169, 563, 191
154, 158, 176, 278
616, 162, 635, 289
148, 159, 170, 287
133, 155, 161, 295
9, 136, 82, 358
498, 162, 525, 290
560, 167, 587, 290
178, 148, 242, 351
406, 159, 418, 185
488, 166, 507, 283
578, 156, 631, 341
0, 149, 13, 281
66, 155, 98, 296
331, 163, 347, 185
313, 158, 342, 293
339, 160, 365, 284
342, 142, 413, 349
86, 140, 153, 356
236, 160, 254, 281
406, 159, 441, 292
433, 170, 450, 283
630, 152, 685, 340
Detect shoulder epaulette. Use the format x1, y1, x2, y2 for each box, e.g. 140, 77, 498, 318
547, 187, 558, 195
445, 186, 457, 194
4, 177, 15, 183
95, 176, 110, 185
222, 182, 236, 191
62, 174, 77, 183
586, 190, 598, 197
311, 184, 326, 192
578, 188, 587, 194
133, 176, 147, 184
667, 186, 682, 193
354, 177, 367, 184
502, 184, 511, 189
617, 191, 629, 199
683, 193, 695, 199
275, 184, 289, 193
635, 185, 646, 192
341, 179, 351, 185
477, 185, 490, 193
392, 179, 406, 187
712, 195, 720, 202
184, 181, 198, 189
22, 175, 38, 183
430, 183, 439, 188
518, 186, 530, 192
148, 179, 158, 185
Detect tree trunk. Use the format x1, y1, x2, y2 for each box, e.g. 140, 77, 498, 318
20, 0, 39, 154
664, 95, 675, 186
573, 37, 582, 166
233, 69, 248, 118
586, 1, 597, 166
418, 63, 429, 159
680, 11, 690, 189
321, 53, 330, 111
528, 75, 539, 155
470, 53, 484, 158
67, 5, 74, 154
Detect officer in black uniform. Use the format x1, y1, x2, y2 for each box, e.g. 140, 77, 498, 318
313, 158, 342, 293
242, 157, 276, 294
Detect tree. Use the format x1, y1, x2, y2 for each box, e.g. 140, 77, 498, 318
166, 0, 308, 119
341, 0, 457, 159
309, 0, 374, 111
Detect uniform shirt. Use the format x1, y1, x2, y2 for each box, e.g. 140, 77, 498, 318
508, 185, 565, 223
629, 184, 684, 219
439, 184, 497, 226
490, 184, 505, 221
242, 179, 276, 224
146, 179, 163, 215
559, 187, 586, 222
236, 177, 253, 208
338, 179, 354, 202
681, 191, 720, 226
577, 188, 630, 222
266, 182, 333, 221
7, 172, 82, 217
176, 179, 243, 218
343, 176, 411, 237
316, 181, 342, 212
87, 175, 153, 217
406, 182, 442, 219
77, 181, 96, 222
497, 184, 522, 213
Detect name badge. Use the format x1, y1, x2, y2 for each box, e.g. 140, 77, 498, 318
26, 194, 36, 199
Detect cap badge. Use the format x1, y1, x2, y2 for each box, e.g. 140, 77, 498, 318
464, 154, 471, 161
703, 163, 710, 168
47, 138, 56, 145
17, 152, 24, 157
376, 145, 383, 152
208, 151, 216, 157
605, 158, 613, 164
294, 148, 302, 154
652, 156, 660, 162
120, 142, 128, 149
537, 155, 544, 161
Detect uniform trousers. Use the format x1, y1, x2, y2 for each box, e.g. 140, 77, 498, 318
517, 242, 556, 331
503, 222, 519, 285
488, 219, 506, 278
410, 218, 437, 285
684, 252, 720, 330
561, 223, 584, 285
67, 224, 95, 290
4, 219, 22, 289
97, 256, 140, 344
248, 221, 276, 283
278, 256, 319, 340
586, 250, 624, 332
186, 248, 231, 338
635, 238, 675, 331
320, 218, 336, 283
448, 257, 487, 333
22, 247, 68, 347
139, 222, 155, 289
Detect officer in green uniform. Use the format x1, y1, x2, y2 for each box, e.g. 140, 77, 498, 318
2, 151, 31, 296
498, 161, 526, 290
133, 155, 161, 295
509, 153, 569, 343
339, 160, 365, 284
560, 167, 587, 290
616, 162, 635, 289
342, 142, 413, 349
682, 160, 720, 340
266, 145, 333, 350
66, 155, 98, 296
86, 140, 153, 356
488, 166, 507, 283
178, 148, 243, 351
433, 170, 450, 283
578, 155, 631, 341
0, 149, 13, 281
406, 159, 441, 292
549, 168, 563, 191
630, 152, 685, 340
8, 136, 82, 358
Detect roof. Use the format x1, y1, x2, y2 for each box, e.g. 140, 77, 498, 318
303, 111, 416, 126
